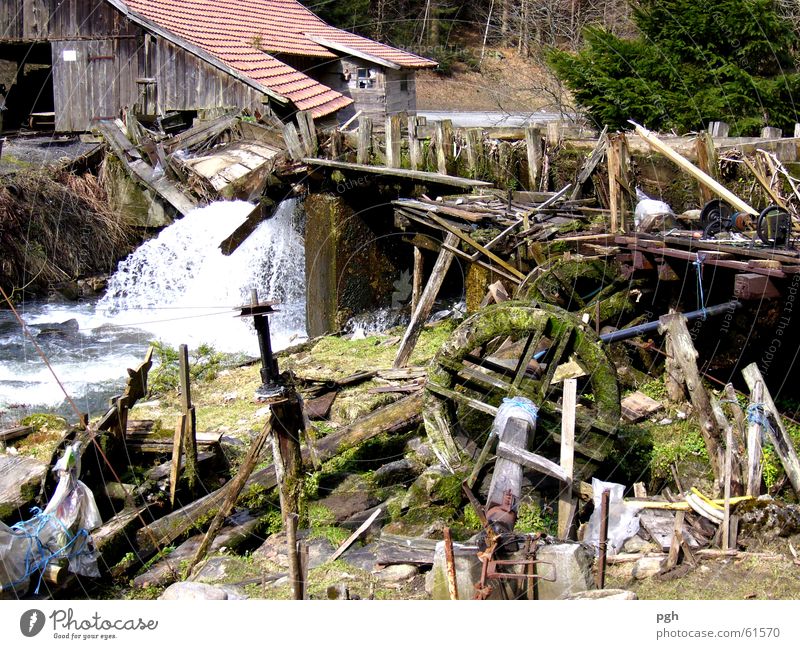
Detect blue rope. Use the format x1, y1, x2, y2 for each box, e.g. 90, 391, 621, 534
746, 403, 774, 437
4, 509, 92, 594
694, 256, 708, 319
501, 396, 540, 421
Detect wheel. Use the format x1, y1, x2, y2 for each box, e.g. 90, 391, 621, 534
514, 257, 639, 328
700, 199, 732, 229
702, 218, 725, 239
757, 205, 792, 246
423, 302, 621, 469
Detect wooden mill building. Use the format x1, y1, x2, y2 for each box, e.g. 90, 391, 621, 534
0, 0, 436, 132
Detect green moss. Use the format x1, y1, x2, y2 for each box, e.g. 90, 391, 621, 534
515, 499, 556, 535
640, 376, 668, 402
431, 472, 466, 508
650, 419, 710, 480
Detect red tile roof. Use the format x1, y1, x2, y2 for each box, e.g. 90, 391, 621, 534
119, 0, 436, 118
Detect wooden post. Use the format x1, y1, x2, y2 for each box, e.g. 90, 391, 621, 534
357, 117, 373, 165
665, 510, 685, 569
486, 417, 531, 529
464, 128, 483, 178
287, 513, 303, 600
742, 363, 800, 495
558, 378, 577, 539
596, 489, 610, 589
443, 527, 459, 600
393, 232, 459, 368
178, 344, 198, 492
607, 132, 631, 233
722, 415, 733, 550
169, 413, 186, 506
184, 416, 274, 576
709, 121, 729, 138
408, 115, 422, 170
435, 119, 454, 175
658, 314, 724, 489
525, 127, 543, 191
296, 110, 317, 156
271, 389, 305, 526
282, 123, 304, 161
411, 246, 424, 312
746, 380, 764, 496
385, 113, 402, 168
695, 132, 715, 203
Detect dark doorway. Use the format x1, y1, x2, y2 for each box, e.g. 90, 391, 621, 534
0, 42, 54, 132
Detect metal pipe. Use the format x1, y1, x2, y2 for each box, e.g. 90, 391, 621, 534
599, 300, 741, 344
596, 488, 611, 589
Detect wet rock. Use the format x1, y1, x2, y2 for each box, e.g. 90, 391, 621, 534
373, 458, 420, 487
35, 318, 80, 338
342, 504, 388, 533
373, 564, 418, 583
51, 282, 81, 301
159, 582, 229, 600
739, 496, 800, 541
632, 556, 665, 579
339, 541, 379, 572
319, 489, 381, 523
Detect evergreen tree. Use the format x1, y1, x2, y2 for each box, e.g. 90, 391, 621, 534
548, 0, 800, 135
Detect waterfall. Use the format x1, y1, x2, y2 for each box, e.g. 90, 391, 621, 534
97, 199, 307, 355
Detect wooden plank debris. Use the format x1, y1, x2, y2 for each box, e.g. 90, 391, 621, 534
621, 391, 664, 422
558, 378, 577, 539
303, 157, 493, 189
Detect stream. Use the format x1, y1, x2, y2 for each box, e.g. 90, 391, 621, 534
0, 199, 307, 425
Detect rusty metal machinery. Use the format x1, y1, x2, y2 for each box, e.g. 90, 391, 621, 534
700, 198, 755, 238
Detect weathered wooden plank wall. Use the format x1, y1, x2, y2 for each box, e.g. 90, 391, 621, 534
1, 0, 136, 41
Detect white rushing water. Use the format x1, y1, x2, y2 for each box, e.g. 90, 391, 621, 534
0, 199, 307, 420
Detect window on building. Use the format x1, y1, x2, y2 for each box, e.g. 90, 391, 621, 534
357, 68, 375, 89
400, 75, 408, 92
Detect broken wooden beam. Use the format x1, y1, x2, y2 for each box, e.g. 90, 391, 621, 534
135, 391, 423, 553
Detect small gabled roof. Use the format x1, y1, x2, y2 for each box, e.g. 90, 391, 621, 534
115, 0, 436, 118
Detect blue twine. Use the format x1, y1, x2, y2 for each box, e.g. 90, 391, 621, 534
4, 509, 92, 594
746, 403, 774, 437
694, 256, 708, 319
501, 396, 540, 421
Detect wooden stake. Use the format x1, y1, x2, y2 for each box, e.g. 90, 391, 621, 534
525, 127, 543, 190
746, 380, 764, 496
558, 378, 577, 539
411, 246, 424, 312
695, 132, 714, 203
408, 115, 422, 170
742, 363, 800, 495
385, 113, 402, 168
178, 344, 198, 491
169, 413, 186, 507
394, 232, 459, 368
723, 418, 733, 550
665, 510, 685, 570
184, 416, 273, 576
357, 117, 373, 165
435, 119, 454, 175
443, 527, 459, 600
328, 508, 383, 563
287, 513, 303, 600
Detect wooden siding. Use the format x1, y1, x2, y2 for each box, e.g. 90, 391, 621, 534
1, 0, 137, 42
52, 38, 138, 131
150, 38, 268, 114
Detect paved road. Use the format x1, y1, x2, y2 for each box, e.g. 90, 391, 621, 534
418, 110, 575, 128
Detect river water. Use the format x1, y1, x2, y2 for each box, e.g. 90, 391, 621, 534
0, 199, 307, 426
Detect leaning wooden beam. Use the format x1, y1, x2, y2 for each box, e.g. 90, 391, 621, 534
135, 391, 424, 552
658, 313, 724, 488
394, 232, 459, 368
184, 416, 274, 576
302, 157, 494, 189
742, 363, 800, 494
558, 378, 577, 539
496, 441, 570, 483
570, 126, 608, 201
746, 380, 764, 496
631, 121, 758, 217
327, 508, 383, 564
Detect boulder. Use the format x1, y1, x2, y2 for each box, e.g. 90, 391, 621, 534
373, 459, 420, 487
253, 533, 335, 570
191, 556, 243, 583
536, 542, 594, 600
339, 541, 379, 572
159, 582, 229, 600
373, 564, 418, 583
632, 556, 665, 579
318, 490, 381, 523
430, 541, 484, 600
739, 496, 800, 541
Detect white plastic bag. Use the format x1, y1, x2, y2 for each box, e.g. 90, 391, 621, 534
583, 478, 641, 556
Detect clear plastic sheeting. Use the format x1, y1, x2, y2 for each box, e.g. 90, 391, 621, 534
0, 441, 102, 595
634, 188, 677, 232
490, 396, 539, 441
583, 478, 642, 556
